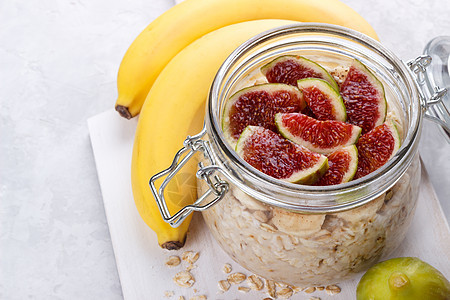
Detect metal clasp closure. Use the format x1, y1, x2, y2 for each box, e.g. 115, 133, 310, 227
407, 55, 432, 74
149, 127, 229, 228
407, 55, 450, 137
426, 86, 448, 109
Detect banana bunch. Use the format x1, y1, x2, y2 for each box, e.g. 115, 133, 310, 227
125, 0, 378, 250
115, 0, 378, 119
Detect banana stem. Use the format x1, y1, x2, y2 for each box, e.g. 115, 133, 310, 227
115, 104, 132, 119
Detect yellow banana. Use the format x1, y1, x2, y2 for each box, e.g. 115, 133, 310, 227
132, 19, 298, 249
116, 0, 379, 119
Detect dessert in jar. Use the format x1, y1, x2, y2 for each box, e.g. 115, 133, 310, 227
151, 24, 449, 286
200, 53, 417, 286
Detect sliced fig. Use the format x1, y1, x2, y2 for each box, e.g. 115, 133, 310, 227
314, 145, 358, 186
235, 126, 328, 184
261, 55, 339, 91
222, 83, 305, 145
297, 78, 346, 121
340, 59, 387, 134
275, 113, 362, 155
355, 121, 401, 179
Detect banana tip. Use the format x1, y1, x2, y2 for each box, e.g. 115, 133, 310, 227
115, 105, 132, 119
161, 240, 185, 250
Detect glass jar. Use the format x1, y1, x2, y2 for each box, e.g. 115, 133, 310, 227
150, 24, 449, 286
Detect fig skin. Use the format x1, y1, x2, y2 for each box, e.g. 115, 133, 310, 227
356, 257, 450, 300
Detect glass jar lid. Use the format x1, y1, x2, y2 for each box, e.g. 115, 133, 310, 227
421, 36, 450, 141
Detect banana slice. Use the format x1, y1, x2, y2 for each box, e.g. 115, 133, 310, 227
272, 207, 325, 237
335, 193, 385, 224
232, 188, 268, 211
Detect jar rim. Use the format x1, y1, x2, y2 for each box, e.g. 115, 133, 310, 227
207, 23, 422, 212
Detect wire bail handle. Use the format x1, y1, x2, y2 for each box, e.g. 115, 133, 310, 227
149, 127, 229, 228
407, 55, 449, 135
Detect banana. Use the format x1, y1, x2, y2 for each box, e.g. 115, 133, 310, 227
272, 207, 326, 237
132, 19, 298, 249
116, 0, 379, 119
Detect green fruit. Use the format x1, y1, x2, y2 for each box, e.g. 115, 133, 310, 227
235, 126, 328, 184
357, 257, 450, 300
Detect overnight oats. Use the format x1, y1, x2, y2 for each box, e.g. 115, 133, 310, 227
197, 28, 423, 287
151, 24, 429, 287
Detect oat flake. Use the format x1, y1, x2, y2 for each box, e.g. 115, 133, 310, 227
189, 296, 206, 300
260, 223, 277, 233
325, 285, 341, 295
186, 264, 196, 271
276, 287, 293, 299
238, 286, 251, 293
266, 279, 276, 298
218, 280, 230, 292
182, 251, 200, 264
173, 271, 195, 288
164, 290, 174, 297
303, 286, 316, 293
247, 274, 264, 290
227, 272, 246, 284
165, 256, 181, 267
222, 263, 232, 274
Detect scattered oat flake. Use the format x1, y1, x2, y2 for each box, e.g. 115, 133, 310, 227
165, 256, 181, 267
247, 275, 264, 290
164, 290, 174, 297
303, 287, 316, 293
222, 263, 232, 274
309, 297, 321, 300
189, 296, 206, 300
173, 271, 195, 288
262, 298, 273, 300
292, 286, 303, 293
325, 285, 341, 295
178, 297, 185, 300
238, 286, 251, 293
266, 279, 276, 298
276, 287, 293, 299
227, 272, 246, 284
182, 251, 200, 264
193, 288, 199, 293
186, 264, 196, 271
218, 280, 230, 292
275, 282, 288, 288
316, 286, 324, 291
